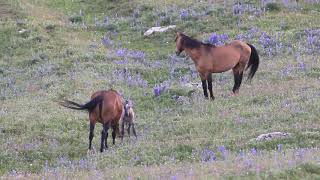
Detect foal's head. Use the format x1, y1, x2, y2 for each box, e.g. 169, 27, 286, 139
124, 100, 131, 117
175, 32, 201, 56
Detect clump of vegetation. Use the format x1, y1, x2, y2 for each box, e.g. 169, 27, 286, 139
266, 2, 282, 12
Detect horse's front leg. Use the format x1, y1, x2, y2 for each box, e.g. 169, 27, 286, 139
207, 73, 215, 100
200, 73, 209, 99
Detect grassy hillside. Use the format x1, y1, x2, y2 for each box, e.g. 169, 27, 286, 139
1, 0, 320, 178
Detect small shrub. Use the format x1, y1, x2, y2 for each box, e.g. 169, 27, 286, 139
68, 15, 82, 23
266, 3, 281, 12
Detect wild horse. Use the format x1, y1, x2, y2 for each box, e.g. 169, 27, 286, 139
59, 89, 123, 152
175, 32, 259, 100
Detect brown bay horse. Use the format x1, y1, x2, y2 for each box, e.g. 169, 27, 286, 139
59, 89, 123, 152
175, 32, 259, 100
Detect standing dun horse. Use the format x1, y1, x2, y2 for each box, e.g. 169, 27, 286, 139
59, 89, 123, 152
175, 32, 259, 100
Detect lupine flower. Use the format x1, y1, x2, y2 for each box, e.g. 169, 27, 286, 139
251, 147, 257, 155
116, 48, 126, 57
180, 9, 189, 18
103, 16, 109, 24
201, 147, 216, 162
218, 145, 228, 160
208, 33, 229, 45
102, 35, 112, 47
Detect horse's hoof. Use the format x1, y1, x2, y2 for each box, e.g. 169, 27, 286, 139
231, 92, 239, 96
87, 147, 96, 155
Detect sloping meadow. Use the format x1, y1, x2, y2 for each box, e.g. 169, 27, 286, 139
1, 0, 320, 178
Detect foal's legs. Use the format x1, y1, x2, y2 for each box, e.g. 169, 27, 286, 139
89, 122, 95, 150
232, 65, 244, 94
100, 123, 109, 152
207, 73, 215, 100
127, 123, 131, 137
132, 123, 137, 139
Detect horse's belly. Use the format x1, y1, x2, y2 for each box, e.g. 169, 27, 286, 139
212, 61, 237, 73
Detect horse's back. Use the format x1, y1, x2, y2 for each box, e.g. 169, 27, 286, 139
228, 40, 251, 55
91, 89, 124, 124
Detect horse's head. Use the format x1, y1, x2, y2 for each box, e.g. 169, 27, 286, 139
124, 100, 131, 117
175, 32, 185, 56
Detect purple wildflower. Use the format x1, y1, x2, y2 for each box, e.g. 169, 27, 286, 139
218, 145, 228, 160
180, 9, 189, 18
201, 147, 216, 162
103, 16, 109, 24
208, 33, 219, 44
153, 86, 161, 97
208, 33, 229, 45
153, 81, 170, 97
251, 147, 257, 155
128, 50, 145, 59
238, 150, 245, 158
116, 48, 126, 57
171, 176, 177, 180
102, 35, 111, 47
277, 144, 283, 151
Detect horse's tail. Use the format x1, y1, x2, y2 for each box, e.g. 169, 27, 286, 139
246, 43, 259, 81
59, 96, 103, 112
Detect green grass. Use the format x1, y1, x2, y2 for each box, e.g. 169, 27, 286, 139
1, 0, 320, 179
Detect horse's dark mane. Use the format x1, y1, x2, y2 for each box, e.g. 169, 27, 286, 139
181, 34, 202, 49
202, 42, 216, 48
181, 34, 216, 49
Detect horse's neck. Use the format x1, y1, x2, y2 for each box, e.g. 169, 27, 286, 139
185, 48, 201, 65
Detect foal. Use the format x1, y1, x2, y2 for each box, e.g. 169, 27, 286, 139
59, 89, 123, 152
175, 32, 259, 100
120, 100, 137, 140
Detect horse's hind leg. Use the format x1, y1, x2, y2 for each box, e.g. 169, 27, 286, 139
100, 123, 109, 152
232, 65, 244, 94
105, 130, 108, 149
207, 73, 215, 100
112, 125, 116, 145
89, 122, 95, 150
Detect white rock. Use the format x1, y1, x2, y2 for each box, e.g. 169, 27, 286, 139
255, 132, 290, 141
144, 25, 176, 36
18, 29, 27, 34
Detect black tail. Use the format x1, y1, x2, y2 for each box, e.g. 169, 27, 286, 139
246, 43, 259, 81
59, 96, 103, 112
